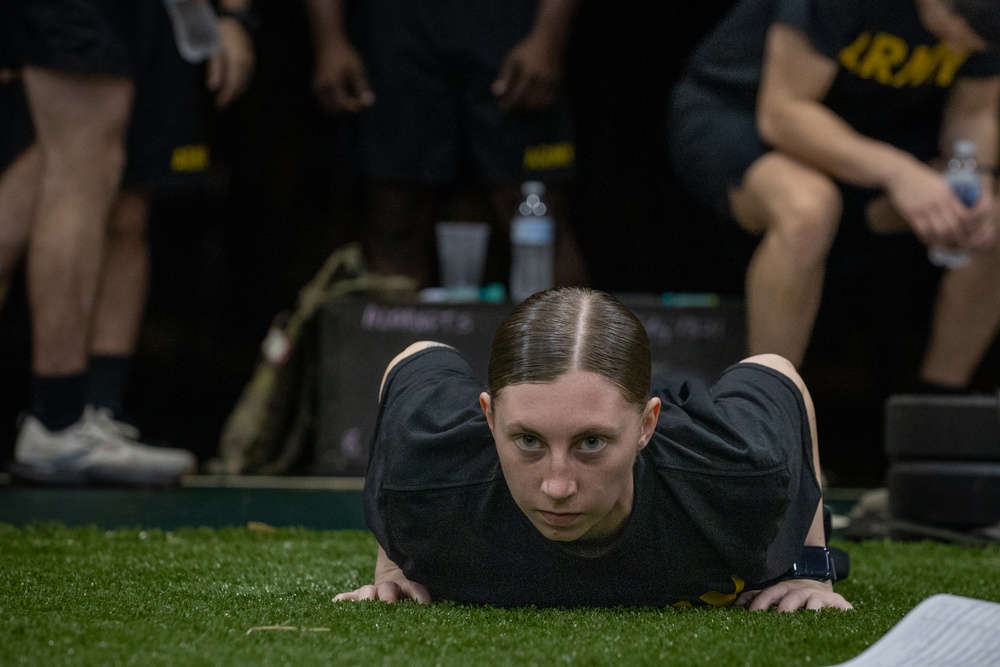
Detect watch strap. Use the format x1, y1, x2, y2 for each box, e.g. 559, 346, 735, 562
789, 546, 836, 581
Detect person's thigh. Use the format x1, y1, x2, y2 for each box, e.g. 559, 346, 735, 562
22, 68, 133, 162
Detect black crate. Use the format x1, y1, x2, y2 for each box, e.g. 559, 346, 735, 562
884, 394, 1000, 461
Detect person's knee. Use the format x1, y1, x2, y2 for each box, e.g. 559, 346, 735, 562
39, 139, 127, 196
735, 158, 842, 265
106, 191, 150, 244
770, 183, 842, 265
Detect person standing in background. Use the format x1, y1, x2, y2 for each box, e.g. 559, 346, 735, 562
0, 0, 257, 485
304, 0, 590, 291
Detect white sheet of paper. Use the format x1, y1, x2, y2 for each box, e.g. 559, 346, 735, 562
825, 594, 1000, 667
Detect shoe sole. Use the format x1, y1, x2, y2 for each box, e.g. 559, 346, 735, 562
8, 462, 193, 488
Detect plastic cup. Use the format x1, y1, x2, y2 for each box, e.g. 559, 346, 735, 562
435, 222, 491, 297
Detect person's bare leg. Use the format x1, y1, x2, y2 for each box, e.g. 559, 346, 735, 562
864, 193, 1000, 388
22, 67, 133, 377
919, 238, 1000, 388
730, 153, 842, 367
84, 189, 151, 418
362, 182, 437, 288
0, 144, 42, 308
89, 190, 151, 357
11, 69, 195, 487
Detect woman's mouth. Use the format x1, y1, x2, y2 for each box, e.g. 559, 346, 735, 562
538, 511, 581, 527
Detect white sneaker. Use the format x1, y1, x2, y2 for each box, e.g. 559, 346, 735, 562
10, 406, 196, 486
87, 405, 142, 440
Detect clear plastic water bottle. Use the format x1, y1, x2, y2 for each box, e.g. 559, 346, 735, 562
509, 181, 555, 303
928, 139, 979, 269
163, 0, 223, 64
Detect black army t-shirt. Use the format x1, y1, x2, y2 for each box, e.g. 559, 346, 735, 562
683, 0, 1000, 139
363, 346, 820, 608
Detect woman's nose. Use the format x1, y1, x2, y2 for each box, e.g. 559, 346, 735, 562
540, 454, 577, 501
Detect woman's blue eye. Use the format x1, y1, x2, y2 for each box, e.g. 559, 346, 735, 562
578, 436, 605, 452
516, 435, 542, 450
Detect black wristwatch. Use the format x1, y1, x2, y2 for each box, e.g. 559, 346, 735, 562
789, 546, 837, 582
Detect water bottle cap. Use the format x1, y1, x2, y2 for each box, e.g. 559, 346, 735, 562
511, 217, 554, 244
953, 140, 976, 159
521, 181, 546, 197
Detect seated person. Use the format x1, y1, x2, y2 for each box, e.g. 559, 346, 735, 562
667, 0, 1000, 389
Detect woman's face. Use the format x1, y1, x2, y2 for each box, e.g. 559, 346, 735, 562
480, 370, 660, 542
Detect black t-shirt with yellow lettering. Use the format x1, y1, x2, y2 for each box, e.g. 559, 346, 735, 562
683, 0, 1000, 142
363, 346, 820, 608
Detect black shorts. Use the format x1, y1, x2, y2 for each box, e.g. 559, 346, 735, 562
1, 0, 208, 191
667, 79, 765, 225
123, 0, 209, 192
351, 0, 575, 185
10, 0, 141, 77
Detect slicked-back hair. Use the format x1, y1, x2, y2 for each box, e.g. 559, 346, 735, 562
487, 287, 651, 407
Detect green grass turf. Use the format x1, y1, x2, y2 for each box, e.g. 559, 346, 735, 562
3, 523, 999, 666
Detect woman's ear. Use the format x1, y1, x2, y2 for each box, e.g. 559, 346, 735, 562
638, 397, 661, 450
480, 392, 495, 432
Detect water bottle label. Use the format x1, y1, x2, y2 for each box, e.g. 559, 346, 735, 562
929, 140, 977, 268
511, 217, 554, 244
944, 139, 980, 207
952, 180, 979, 207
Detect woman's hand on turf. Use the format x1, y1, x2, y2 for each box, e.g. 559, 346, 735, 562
736, 579, 853, 612
334, 546, 431, 604
333, 579, 432, 604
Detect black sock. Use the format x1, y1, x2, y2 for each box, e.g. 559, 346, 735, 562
85, 355, 132, 418
30, 373, 86, 431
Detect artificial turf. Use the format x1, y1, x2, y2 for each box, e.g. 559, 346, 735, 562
3, 523, 999, 666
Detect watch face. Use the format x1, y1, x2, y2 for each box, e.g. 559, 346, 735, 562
792, 547, 834, 581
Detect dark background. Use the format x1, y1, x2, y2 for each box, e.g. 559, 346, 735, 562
1, 1, 997, 487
